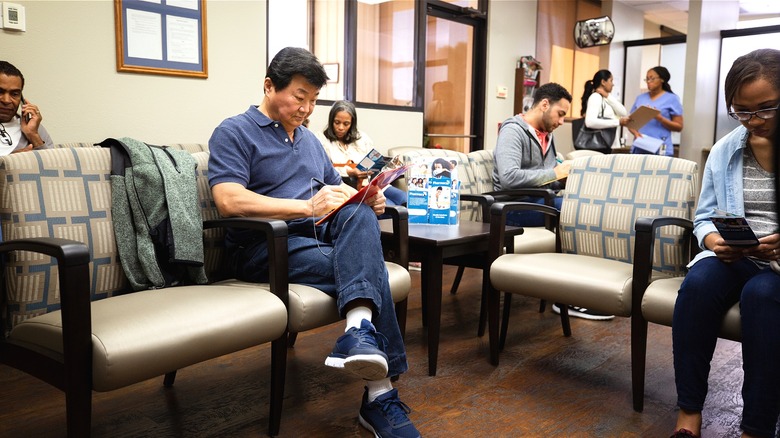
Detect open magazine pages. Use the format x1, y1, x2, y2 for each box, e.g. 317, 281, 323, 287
315, 163, 412, 226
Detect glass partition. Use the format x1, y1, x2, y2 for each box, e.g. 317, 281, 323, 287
716, 31, 780, 142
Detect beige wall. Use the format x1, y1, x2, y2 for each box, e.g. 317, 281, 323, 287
0, 0, 423, 150
1, 1, 266, 144
484, 0, 538, 152
0, 1, 547, 155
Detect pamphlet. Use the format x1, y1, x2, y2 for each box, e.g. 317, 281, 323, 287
632, 135, 664, 154
710, 209, 759, 247
315, 163, 412, 225
625, 105, 660, 131
355, 148, 391, 172
407, 157, 461, 225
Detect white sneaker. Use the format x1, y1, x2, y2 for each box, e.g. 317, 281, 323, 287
551, 304, 614, 321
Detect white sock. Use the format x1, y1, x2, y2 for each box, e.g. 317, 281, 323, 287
345, 306, 372, 332
366, 378, 393, 402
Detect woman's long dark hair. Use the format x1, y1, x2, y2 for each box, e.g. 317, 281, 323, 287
580, 69, 612, 116
322, 100, 361, 143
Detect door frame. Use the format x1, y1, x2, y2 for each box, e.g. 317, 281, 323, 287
419, 1, 488, 152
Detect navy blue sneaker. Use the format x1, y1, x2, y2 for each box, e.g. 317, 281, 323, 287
325, 319, 389, 380
359, 388, 421, 438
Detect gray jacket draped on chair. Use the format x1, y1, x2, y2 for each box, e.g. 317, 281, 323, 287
101, 137, 208, 290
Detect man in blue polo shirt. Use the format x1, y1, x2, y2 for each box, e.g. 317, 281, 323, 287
207, 47, 419, 438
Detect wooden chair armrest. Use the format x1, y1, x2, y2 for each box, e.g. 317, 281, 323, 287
0, 237, 91, 385
381, 206, 409, 267
204, 217, 290, 307
632, 216, 695, 317
486, 188, 557, 206
488, 201, 561, 260
461, 193, 495, 223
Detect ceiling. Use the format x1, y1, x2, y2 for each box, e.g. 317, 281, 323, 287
618, 0, 780, 34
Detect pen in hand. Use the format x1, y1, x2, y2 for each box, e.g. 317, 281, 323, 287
312, 177, 327, 188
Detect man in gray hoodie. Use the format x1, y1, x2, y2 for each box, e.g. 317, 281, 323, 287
492, 82, 571, 210
492, 83, 614, 321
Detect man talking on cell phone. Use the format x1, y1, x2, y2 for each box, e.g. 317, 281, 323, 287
0, 61, 53, 155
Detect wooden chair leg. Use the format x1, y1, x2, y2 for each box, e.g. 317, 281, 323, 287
65, 383, 92, 438
631, 315, 649, 412
499, 292, 513, 351
488, 286, 501, 366
395, 298, 408, 341
450, 266, 466, 295
287, 332, 298, 348
477, 266, 491, 337
163, 371, 177, 387
557, 303, 572, 337
268, 335, 287, 437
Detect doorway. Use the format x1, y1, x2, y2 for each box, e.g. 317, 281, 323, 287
423, 2, 486, 153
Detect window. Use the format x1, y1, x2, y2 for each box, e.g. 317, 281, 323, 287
355, 1, 416, 106
268, 0, 418, 108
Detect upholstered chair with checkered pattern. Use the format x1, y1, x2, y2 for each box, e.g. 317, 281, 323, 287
488, 153, 698, 412
0, 147, 290, 436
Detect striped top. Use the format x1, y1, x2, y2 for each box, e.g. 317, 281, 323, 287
743, 147, 777, 267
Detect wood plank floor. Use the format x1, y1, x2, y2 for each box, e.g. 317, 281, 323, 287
0, 266, 744, 437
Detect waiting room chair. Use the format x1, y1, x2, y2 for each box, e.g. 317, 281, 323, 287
488, 153, 698, 411
565, 149, 604, 161
631, 216, 741, 412
0, 148, 289, 437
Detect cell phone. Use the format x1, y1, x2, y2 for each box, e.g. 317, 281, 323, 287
21, 94, 31, 122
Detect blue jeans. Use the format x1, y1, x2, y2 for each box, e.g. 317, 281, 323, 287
505, 196, 563, 228
673, 256, 780, 437
228, 203, 408, 377
384, 185, 407, 207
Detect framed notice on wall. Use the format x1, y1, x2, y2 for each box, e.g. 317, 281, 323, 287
114, 0, 208, 78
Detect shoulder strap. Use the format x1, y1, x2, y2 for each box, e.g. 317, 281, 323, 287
599, 96, 607, 118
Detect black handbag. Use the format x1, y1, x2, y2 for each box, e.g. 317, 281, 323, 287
574, 98, 617, 152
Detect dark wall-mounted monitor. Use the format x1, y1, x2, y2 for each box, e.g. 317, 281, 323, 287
574, 15, 615, 49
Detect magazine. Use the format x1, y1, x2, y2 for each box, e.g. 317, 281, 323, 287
315, 163, 412, 226
407, 157, 461, 225
710, 209, 759, 247
355, 148, 391, 172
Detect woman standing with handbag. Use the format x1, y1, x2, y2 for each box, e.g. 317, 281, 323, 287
576, 69, 627, 154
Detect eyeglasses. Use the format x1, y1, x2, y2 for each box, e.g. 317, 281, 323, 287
727, 104, 780, 122
644, 77, 660, 83
0, 124, 11, 146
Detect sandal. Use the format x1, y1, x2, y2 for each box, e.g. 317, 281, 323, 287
670, 428, 699, 438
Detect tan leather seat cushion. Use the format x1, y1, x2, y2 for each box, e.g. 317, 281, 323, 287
10, 284, 287, 392
512, 228, 555, 254
641, 277, 741, 342
491, 253, 670, 317
223, 262, 410, 333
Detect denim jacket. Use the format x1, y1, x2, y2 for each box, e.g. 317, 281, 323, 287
689, 125, 749, 267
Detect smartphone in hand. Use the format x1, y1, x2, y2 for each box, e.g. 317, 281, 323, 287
21, 94, 31, 122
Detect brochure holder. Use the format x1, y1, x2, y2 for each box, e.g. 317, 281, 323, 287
407, 157, 461, 225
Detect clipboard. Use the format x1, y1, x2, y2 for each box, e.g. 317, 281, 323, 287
625, 105, 660, 131
315, 163, 412, 225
